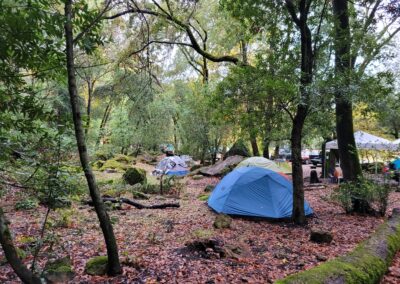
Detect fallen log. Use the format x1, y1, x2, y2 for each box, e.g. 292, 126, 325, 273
84, 197, 180, 209
276, 208, 400, 284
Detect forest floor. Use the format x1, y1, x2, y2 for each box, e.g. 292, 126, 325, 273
1, 163, 400, 283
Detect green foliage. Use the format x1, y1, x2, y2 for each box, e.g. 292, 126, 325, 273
15, 198, 39, 210
331, 179, 392, 216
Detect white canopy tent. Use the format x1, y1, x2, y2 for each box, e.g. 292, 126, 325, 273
325, 131, 395, 176
326, 131, 394, 151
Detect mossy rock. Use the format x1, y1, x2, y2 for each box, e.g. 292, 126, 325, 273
85, 256, 108, 276
192, 229, 214, 239
44, 257, 74, 283
198, 193, 210, 201
113, 154, 134, 164
123, 168, 147, 185
92, 160, 105, 170
95, 150, 113, 161
204, 185, 215, 192
213, 214, 232, 229
192, 175, 204, 180
100, 159, 128, 172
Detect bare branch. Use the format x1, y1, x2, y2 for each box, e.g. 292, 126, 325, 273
129, 40, 193, 56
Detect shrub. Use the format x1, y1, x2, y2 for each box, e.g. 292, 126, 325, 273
123, 168, 147, 185
15, 198, 39, 210
331, 178, 392, 216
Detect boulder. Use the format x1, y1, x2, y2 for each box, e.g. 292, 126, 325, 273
310, 227, 333, 244
123, 168, 147, 185
213, 214, 232, 229
224, 140, 250, 159
200, 155, 245, 177
85, 256, 108, 276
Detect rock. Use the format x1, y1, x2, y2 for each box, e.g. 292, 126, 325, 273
200, 155, 245, 177
316, 254, 328, 261
310, 170, 320, 184
310, 228, 333, 244
192, 175, 204, 180
44, 257, 74, 283
224, 140, 250, 159
164, 220, 174, 233
204, 185, 215, 192
123, 168, 147, 185
85, 256, 108, 276
213, 214, 232, 229
190, 164, 202, 171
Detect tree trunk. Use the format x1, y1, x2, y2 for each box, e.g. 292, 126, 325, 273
284, 0, 314, 224
96, 102, 112, 147
0, 208, 41, 284
274, 145, 280, 159
64, 0, 122, 276
263, 139, 270, 159
85, 80, 93, 136
291, 108, 307, 225
333, 0, 362, 181
250, 135, 259, 156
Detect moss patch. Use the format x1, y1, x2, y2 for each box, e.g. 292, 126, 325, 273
99, 159, 129, 172
197, 193, 210, 201
85, 256, 108, 276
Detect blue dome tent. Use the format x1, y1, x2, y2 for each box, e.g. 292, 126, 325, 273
208, 167, 313, 219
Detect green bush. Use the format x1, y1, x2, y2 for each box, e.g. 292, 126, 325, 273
123, 168, 147, 185
15, 198, 39, 210
331, 178, 392, 216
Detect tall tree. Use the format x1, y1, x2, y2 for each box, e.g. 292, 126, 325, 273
332, 0, 362, 181
64, 0, 122, 275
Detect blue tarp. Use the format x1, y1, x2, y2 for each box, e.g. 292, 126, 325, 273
208, 167, 313, 219
165, 170, 189, 176
392, 159, 400, 170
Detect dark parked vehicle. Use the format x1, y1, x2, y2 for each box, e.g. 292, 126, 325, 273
309, 151, 322, 166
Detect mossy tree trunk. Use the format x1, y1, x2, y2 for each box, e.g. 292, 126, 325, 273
64, 0, 121, 276
276, 208, 400, 284
0, 208, 41, 284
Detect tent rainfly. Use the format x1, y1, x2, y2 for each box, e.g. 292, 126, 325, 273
325, 131, 394, 151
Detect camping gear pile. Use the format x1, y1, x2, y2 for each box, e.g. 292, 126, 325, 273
153, 156, 189, 176
208, 157, 313, 219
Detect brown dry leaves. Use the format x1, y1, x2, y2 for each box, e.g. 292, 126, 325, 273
0, 175, 399, 283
